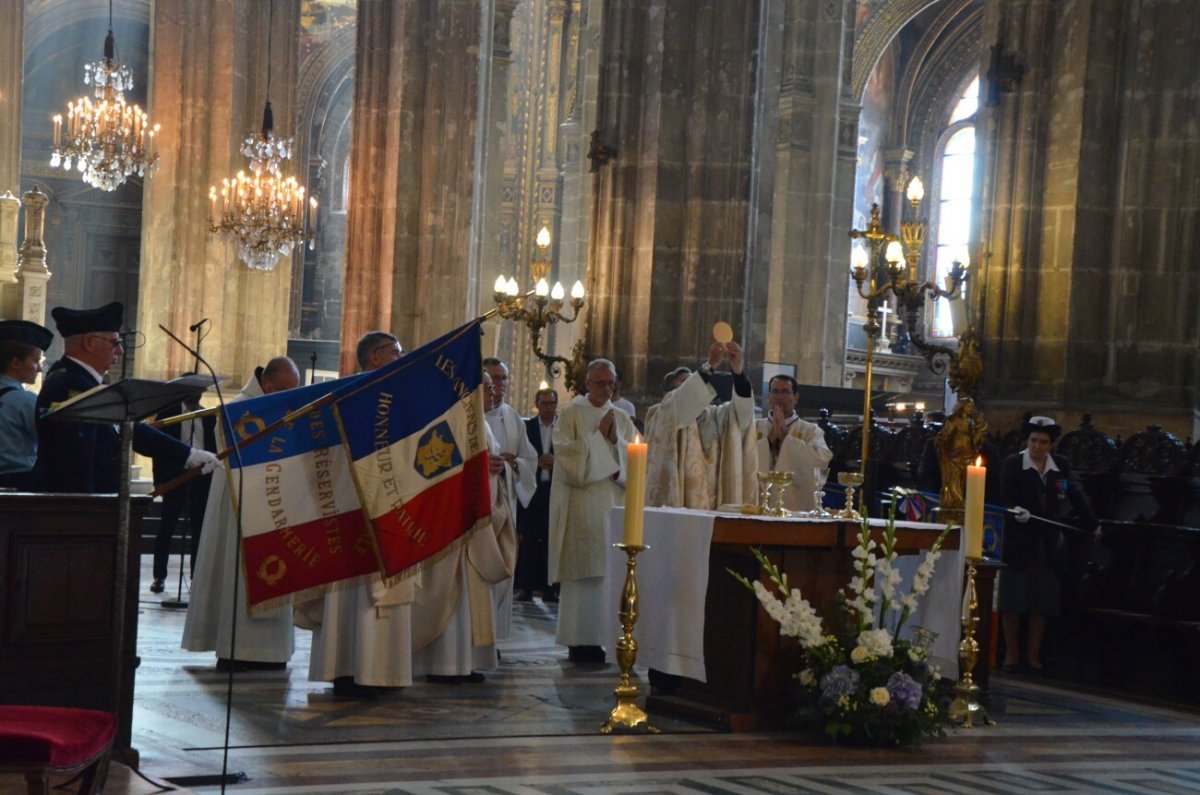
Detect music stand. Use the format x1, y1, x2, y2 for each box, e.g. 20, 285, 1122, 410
42, 374, 211, 756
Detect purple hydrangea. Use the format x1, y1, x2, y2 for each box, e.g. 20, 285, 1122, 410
820, 665, 860, 701
886, 670, 923, 710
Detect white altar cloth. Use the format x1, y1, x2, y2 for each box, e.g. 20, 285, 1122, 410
602, 507, 963, 682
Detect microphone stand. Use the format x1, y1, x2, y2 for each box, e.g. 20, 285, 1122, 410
157, 324, 248, 792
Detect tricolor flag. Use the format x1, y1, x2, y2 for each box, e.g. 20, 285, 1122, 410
222, 372, 378, 611
333, 320, 492, 580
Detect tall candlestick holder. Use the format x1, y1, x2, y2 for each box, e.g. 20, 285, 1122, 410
949, 556, 993, 727
601, 543, 660, 734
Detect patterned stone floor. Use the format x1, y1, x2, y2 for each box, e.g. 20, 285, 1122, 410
6, 556, 1200, 794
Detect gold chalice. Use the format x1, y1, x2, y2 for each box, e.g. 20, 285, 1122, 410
836, 471, 864, 520
757, 470, 795, 517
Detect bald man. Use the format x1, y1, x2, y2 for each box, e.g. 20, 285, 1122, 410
182, 356, 302, 670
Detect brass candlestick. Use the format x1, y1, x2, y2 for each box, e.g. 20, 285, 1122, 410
601, 543, 660, 734
949, 556, 993, 728
835, 471, 864, 520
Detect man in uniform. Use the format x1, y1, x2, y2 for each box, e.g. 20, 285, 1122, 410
548, 359, 639, 663
0, 320, 53, 489
34, 302, 218, 493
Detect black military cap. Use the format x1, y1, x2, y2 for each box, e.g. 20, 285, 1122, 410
50, 301, 124, 337
0, 319, 54, 350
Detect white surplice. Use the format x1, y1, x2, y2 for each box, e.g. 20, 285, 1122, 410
485, 402, 537, 642
182, 376, 295, 663
643, 371, 758, 510
754, 415, 833, 512
548, 395, 638, 647
301, 575, 413, 687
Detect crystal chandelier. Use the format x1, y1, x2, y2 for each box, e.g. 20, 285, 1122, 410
49, 1, 159, 191
208, 102, 316, 271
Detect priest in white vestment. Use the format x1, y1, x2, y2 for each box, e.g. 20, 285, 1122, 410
643, 342, 758, 510
297, 332, 414, 698
482, 357, 537, 641
755, 374, 833, 512
410, 411, 516, 682
182, 357, 301, 668
548, 359, 639, 662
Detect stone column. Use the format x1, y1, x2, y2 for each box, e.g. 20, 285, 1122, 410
138, 0, 300, 381
0, 0, 22, 196
585, 0, 761, 401
473, 0, 523, 390
340, 0, 486, 374
15, 186, 51, 326
977, 0, 1200, 431
748, 0, 860, 388
0, 192, 19, 306
551, 0, 596, 397
882, 147, 914, 235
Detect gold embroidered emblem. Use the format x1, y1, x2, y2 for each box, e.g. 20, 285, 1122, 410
257, 555, 286, 586
235, 411, 266, 440
413, 421, 462, 479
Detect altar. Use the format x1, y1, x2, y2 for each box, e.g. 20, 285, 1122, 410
602, 507, 962, 730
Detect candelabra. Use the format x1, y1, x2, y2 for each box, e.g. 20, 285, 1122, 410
208, 1, 316, 272
493, 226, 587, 391
49, 1, 160, 191
848, 177, 970, 478
208, 102, 317, 272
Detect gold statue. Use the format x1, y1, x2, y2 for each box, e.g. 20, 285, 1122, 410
934, 396, 987, 519
947, 327, 983, 399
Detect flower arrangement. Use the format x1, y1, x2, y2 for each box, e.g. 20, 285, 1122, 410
731, 502, 952, 746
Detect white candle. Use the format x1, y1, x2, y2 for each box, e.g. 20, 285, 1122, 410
623, 434, 647, 547
964, 456, 986, 558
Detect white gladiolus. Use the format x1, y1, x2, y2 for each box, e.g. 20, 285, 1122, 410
752, 581, 826, 649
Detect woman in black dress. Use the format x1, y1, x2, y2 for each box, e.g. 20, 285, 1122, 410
999, 416, 1097, 673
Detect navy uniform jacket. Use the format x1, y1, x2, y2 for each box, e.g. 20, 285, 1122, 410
152, 402, 217, 487
33, 358, 191, 494
1000, 451, 1096, 573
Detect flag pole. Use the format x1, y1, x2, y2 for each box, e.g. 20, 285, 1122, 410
153, 316, 492, 498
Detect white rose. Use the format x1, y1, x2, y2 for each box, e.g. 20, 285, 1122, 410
870, 687, 890, 706
850, 646, 871, 664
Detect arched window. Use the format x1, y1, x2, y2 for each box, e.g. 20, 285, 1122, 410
930, 75, 978, 337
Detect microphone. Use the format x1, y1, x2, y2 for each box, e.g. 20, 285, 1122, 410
189, 318, 210, 332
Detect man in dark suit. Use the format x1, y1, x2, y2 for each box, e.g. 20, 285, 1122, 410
515, 387, 558, 602
150, 390, 218, 593
33, 302, 219, 494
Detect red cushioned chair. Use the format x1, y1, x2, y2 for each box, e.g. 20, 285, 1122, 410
0, 706, 116, 795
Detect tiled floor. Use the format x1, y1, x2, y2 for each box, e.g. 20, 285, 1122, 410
6, 557, 1200, 794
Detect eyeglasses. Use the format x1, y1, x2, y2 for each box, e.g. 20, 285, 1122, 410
372, 342, 403, 356
88, 335, 123, 348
